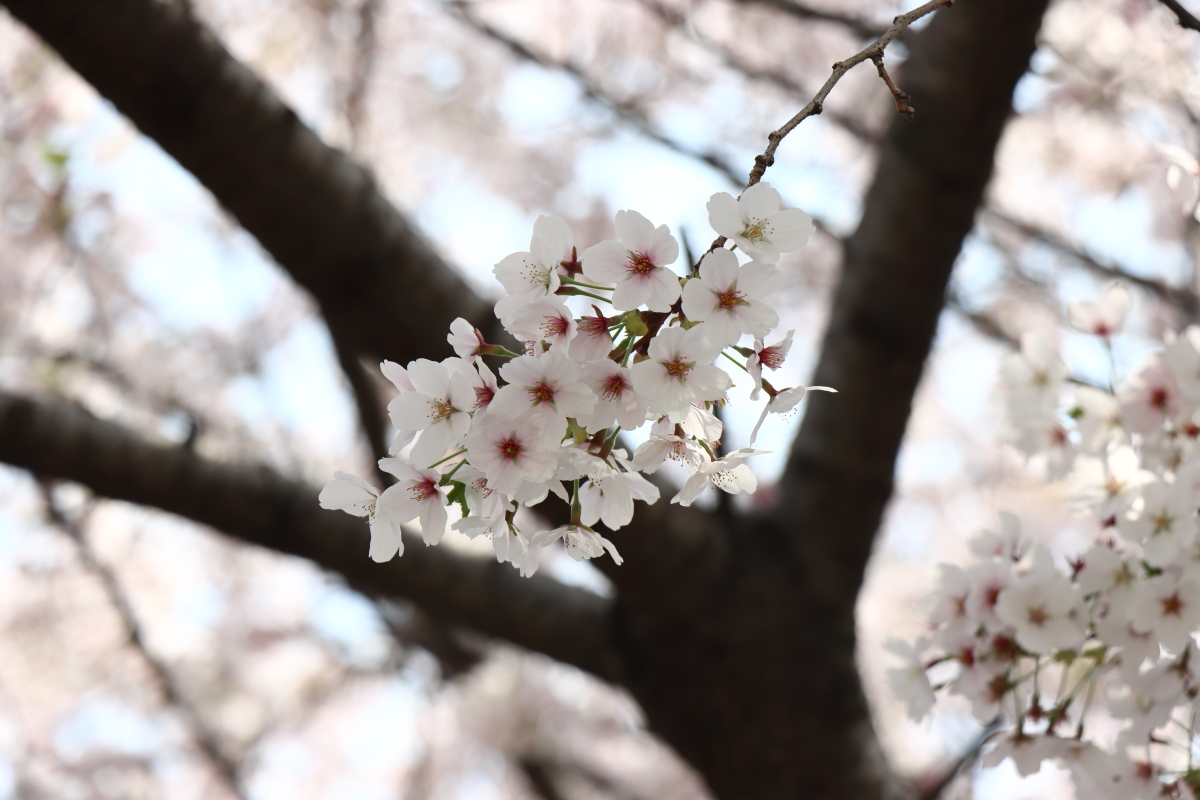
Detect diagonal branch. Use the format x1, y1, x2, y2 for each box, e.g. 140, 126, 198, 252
739, 0, 889, 40
982, 208, 1200, 319
0, 391, 625, 683
0, 0, 497, 368
1159, 0, 1200, 33
41, 489, 248, 800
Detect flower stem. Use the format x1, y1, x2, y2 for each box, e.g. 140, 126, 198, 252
721, 350, 750, 373
561, 277, 612, 292
427, 449, 468, 469
439, 459, 466, 485
562, 288, 611, 303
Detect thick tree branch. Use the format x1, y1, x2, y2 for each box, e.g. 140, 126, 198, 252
0, 391, 624, 683
1160, 0, 1200, 33
0, 0, 497, 368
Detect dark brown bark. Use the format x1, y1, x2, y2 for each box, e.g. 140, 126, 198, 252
0, 0, 495, 369
0, 391, 623, 682
603, 1, 1052, 798
0, 0, 1055, 797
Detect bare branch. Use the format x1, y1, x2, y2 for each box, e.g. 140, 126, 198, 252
870, 55, 914, 120
1160, 0, 1200, 33
745, 0, 956, 188
39, 488, 248, 800
2, 0, 499, 369
739, 0, 888, 40
0, 391, 625, 683
983, 208, 1200, 320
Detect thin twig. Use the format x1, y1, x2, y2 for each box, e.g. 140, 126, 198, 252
741, 0, 888, 40
1159, 0, 1200, 32
635, 0, 877, 142
745, 0, 956, 188
871, 55, 914, 119
39, 486, 248, 800
983, 208, 1200, 320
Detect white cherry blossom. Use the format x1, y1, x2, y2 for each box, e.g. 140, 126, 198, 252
705, 182, 813, 265
447, 317, 488, 362
632, 432, 707, 474
680, 248, 781, 347
464, 415, 557, 494
581, 210, 681, 312
530, 523, 622, 564
387, 358, 476, 466
577, 360, 647, 433
749, 385, 836, 445
1067, 283, 1131, 338
319, 471, 403, 562
377, 458, 449, 545
507, 297, 577, 353
747, 329, 793, 401
629, 324, 731, 417
493, 214, 573, 321
671, 448, 769, 506
490, 352, 597, 448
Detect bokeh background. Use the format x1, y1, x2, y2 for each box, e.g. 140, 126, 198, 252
0, 0, 1197, 796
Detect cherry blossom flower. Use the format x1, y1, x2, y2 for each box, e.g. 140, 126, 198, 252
749, 384, 836, 445
570, 310, 614, 363
490, 352, 597, 448
506, 297, 577, 354
1128, 571, 1200, 653
467, 359, 499, 411
1067, 283, 1131, 338
998, 331, 1067, 417
680, 249, 782, 347
884, 637, 935, 721
387, 358, 476, 465
447, 317, 488, 362
493, 214, 574, 321
377, 458, 449, 546
380, 360, 418, 454
579, 471, 659, 530
675, 403, 723, 444
747, 329, 794, 401
705, 182, 813, 265
530, 523, 622, 564
581, 210, 681, 312
1118, 478, 1198, 566
464, 415, 557, 494
319, 472, 403, 561
629, 324, 731, 417
454, 510, 538, 577
671, 448, 769, 506
632, 432, 707, 474
1119, 353, 1187, 434
577, 360, 647, 433
993, 546, 1086, 654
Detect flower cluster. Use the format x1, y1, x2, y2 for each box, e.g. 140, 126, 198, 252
320, 183, 830, 577
890, 284, 1200, 798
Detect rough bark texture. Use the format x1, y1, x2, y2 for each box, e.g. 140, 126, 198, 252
0, 0, 1054, 797
0, 391, 623, 681
603, 1, 1052, 797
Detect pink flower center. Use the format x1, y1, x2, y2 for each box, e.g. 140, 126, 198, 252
410, 477, 438, 501
529, 381, 556, 405
474, 385, 494, 409
1161, 592, 1185, 617
716, 288, 747, 311
579, 315, 608, 336
601, 373, 629, 401
628, 252, 657, 276
759, 345, 786, 370
664, 357, 693, 380
540, 313, 571, 340
499, 436, 524, 461
1150, 387, 1169, 410
1026, 605, 1048, 626
431, 399, 455, 420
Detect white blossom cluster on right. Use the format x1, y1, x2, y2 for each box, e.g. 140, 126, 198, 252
319, 182, 833, 577
890, 284, 1200, 799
